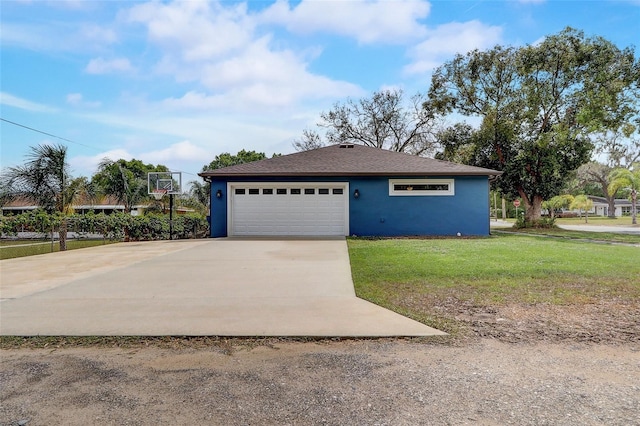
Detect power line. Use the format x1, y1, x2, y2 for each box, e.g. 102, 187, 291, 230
1, 117, 95, 150
0, 117, 199, 178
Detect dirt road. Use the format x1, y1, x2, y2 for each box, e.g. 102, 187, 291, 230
2, 338, 638, 426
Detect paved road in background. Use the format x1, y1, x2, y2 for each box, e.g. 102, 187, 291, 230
490, 220, 640, 235
556, 224, 640, 234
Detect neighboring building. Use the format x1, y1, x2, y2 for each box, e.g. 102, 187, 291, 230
199, 143, 501, 237
588, 196, 640, 217
1, 195, 194, 216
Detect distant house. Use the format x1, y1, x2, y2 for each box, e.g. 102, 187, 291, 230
588, 196, 640, 217
199, 143, 501, 237
0, 196, 194, 216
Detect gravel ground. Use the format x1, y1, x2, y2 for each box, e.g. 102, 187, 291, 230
1, 338, 639, 426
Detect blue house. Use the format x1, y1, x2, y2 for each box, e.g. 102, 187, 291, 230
199, 144, 501, 237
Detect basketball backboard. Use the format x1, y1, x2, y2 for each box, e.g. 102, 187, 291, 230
148, 171, 183, 195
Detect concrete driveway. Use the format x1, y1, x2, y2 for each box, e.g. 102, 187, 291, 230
0, 239, 444, 337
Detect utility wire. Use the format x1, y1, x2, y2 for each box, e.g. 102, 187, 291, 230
1, 117, 95, 150
0, 117, 199, 178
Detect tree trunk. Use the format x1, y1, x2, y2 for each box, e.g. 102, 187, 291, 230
606, 196, 616, 219
521, 193, 543, 222
632, 190, 638, 225
599, 179, 617, 219
59, 217, 68, 251
124, 207, 131, 242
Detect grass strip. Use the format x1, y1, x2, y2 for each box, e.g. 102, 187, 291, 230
0, 239, 117, 260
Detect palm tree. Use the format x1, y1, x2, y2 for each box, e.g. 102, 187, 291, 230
542, 195, 574, 220
3, 144, 76, 250
570, 195, 594, 223
93, 159, 148, 213
608, 166, 640, 224
188, 180, 210, 211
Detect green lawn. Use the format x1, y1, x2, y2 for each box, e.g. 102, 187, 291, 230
0, 239, 116, 260
348, 235, 640, 335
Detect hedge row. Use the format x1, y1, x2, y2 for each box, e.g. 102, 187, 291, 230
0, 210, 209, 241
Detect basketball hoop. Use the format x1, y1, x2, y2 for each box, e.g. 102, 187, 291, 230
152, 189, 167, 200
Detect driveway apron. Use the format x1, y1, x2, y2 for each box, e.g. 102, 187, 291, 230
0, 239, 443, 337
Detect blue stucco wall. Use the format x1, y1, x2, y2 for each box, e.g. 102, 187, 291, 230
348, 176, 490, 236
209, 175, 490, 237
209, 180, 228, 238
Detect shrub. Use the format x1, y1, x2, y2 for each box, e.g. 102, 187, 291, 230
1, 211, 209, 241
514, 216, 556, 229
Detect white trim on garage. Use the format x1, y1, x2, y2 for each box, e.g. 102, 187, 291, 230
227, 182, 350, 236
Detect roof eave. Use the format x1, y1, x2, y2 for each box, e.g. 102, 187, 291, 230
199, 171, 502, 179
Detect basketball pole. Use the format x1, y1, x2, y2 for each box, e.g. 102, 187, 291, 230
169, 193, 174, 240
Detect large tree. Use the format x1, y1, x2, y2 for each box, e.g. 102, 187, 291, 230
595, 124, 640, 169
292, 129, 325, 152
92, 159, 168, 213
202, 150, 268, 171
434, 123, 476, 164
3, 144, 79, 250
429, 27, 640, 222
296, 88, 441, 155
199, 150, 270, 211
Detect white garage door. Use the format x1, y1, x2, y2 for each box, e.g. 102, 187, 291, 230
229, 183, 349, 236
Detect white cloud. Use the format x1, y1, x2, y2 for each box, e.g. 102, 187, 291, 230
197, 36, 362, 108
1, 20, 115, 53
85, 57, 134, 74
0, 23, 51, 51
141, 140, 209, 164
80, 24, 117, 44
70, 148, 134, 177
66, 93, 101, 108
161, 91, 224, 110
404, 20, 503, 75
47, 0, 95, 10
260, 0, 430, 44
126, 0, 254, 62
123, 0, 362, 110
0, 92, 57, 113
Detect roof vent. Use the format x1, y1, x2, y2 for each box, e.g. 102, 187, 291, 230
339, 143, 355, 148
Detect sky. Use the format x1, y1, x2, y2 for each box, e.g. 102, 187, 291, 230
1, 0, 639, 183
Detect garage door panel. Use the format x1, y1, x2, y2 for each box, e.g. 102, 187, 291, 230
230, 183, 348, 236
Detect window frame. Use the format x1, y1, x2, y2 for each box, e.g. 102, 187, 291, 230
388, 179, 455, 196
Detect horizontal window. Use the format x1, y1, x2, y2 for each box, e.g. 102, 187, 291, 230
394, 184, 450, 191
318, 188, 330, 195
262, 188, 273, 195
291, 188, 301, 195
389, 179, 454, 196
235, 188, 246, 195
332, 188, 344, 195
304, 188, 315, 195
277, 188, 287, 195
248, 188, 260, 195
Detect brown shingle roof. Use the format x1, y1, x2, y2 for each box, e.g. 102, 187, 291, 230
199, 144, 501, 178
